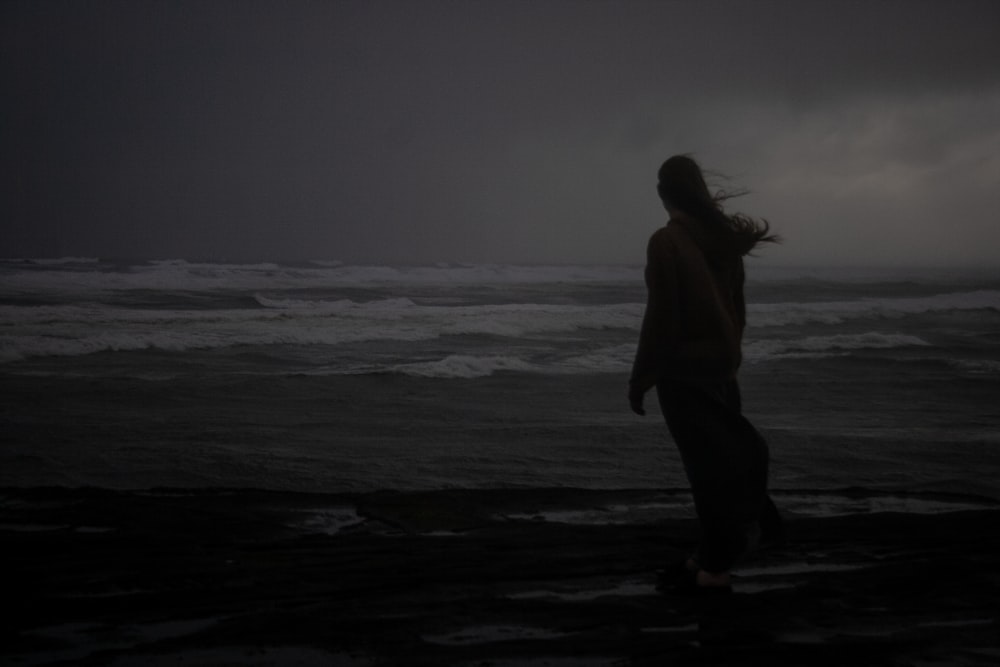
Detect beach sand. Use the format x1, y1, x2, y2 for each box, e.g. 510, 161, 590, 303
3, 486, 999, 666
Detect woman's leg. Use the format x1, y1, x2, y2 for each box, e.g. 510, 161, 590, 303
657, 379, 770, 580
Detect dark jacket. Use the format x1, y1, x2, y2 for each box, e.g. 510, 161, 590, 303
630, 213, 746, 392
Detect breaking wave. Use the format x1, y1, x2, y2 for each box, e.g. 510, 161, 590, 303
1, 290, 993, 365
0, 300, 643, 363
0, 259, 641, 293
394, 355, 541, 379
744, 332, 932, 362
748, 290, 1000, 327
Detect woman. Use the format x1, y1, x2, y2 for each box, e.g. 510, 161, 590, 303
629, 155, 781, 593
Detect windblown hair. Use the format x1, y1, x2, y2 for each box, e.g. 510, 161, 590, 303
657, 155, 779, 258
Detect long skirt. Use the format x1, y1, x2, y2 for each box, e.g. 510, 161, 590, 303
656, 377, 779, 573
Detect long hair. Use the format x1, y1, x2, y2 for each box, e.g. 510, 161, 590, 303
656, 155, 779, 258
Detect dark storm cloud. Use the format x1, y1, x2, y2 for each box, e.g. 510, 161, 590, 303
2, 0, 999, 264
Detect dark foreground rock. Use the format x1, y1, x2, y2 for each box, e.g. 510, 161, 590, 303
2, 487, 999, 666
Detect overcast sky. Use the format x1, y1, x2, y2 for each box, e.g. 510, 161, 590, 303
2, 0, 999, 266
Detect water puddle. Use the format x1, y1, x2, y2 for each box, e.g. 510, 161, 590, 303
735, 561, 868, 577
423, 624, 569, 646
287, 507, 365, 535
508, 580, 656, 602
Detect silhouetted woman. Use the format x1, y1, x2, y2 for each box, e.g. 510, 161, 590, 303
629, 155, 781, 593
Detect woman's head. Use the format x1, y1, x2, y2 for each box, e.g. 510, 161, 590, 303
656, 154, 715, 215
656, 154, 779, 258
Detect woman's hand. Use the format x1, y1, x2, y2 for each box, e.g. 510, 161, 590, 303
628, 385, 646, 416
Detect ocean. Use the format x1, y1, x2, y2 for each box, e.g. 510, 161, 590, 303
2, 258, 999, 505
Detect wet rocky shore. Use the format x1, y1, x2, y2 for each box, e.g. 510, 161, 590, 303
3, 486, 999, 666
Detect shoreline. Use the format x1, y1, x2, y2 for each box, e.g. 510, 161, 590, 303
4, 486, 999, 666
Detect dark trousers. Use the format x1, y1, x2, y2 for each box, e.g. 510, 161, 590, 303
657, 378, 778, 573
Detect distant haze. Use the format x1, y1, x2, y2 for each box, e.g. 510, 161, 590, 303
3, 0, 999, 266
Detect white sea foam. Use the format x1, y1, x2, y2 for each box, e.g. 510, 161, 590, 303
4, 260, 998, 368
253, 294, 419, 314
556, 344, 637, 374
751, 265, 1000, 285
0, 299, 952, 367
748, 290, 1000, 327
297, 347, 637, 378
247, 290, 1000, 333
320, 331, 933, 376
394, 355, 540, 378
744, 332, 931, 362
0, 299, 644, 363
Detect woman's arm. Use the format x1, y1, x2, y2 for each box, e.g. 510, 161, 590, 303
629, 231, 679, 412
